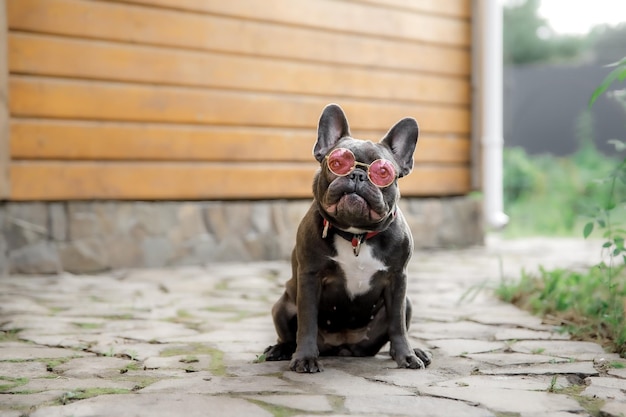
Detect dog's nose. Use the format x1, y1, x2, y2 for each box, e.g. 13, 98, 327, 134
349, 169, 367, 182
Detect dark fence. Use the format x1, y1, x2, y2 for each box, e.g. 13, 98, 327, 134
504, 63, 626, 156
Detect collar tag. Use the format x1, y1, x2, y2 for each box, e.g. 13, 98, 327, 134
351, 235, 364, 256
322, 219, 330, 239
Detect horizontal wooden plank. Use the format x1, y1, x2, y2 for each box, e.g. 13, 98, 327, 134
9, 77, 471, 134
9, 162, 470, 200
344, 0, 471, 18
10, 120, 470, 163
104, 0, 470, 46
7, 0, 470, 76
8, 33, 470, 105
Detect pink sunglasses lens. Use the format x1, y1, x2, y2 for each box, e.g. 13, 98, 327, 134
327, 148, 355, 175
369, 159, 396, 187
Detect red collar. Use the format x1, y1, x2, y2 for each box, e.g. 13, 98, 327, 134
321, 210, 396, 256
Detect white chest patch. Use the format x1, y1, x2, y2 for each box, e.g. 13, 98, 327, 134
331, 235, 387, 299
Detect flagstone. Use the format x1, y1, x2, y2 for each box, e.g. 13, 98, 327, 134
419, 386, 583, 414
467, 352, 569, 366
581, 377, 626, 401
344, 394, 496, 417
479, 361, 598, 376
428, 339, 505, 356
599, 401, 626, 417
29, 394, 273, 417
511, 340, 607, 360
245, 394, 334, 413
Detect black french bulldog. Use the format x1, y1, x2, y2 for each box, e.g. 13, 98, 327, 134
264, 104, 431, 373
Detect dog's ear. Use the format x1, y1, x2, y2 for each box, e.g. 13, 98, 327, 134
380, 118, 419, 177
314, 104, 351, 162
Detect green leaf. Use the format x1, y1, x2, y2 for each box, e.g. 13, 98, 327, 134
603, 241, 613, 248
589, 58, 626, 107
604, 199, 617, 211
598, 219, 606, 228
583, 222, 594, 238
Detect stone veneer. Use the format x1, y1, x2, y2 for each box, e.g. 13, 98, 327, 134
0, 197, 483, 274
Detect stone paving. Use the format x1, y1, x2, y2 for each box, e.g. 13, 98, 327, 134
1, 236, 625, 417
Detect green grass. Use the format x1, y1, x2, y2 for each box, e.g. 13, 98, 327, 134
499, 143, 626, 359
497, 265, 626, 357
503, 144, 626, 237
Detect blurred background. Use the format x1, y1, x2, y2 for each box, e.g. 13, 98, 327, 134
502, 0, 626, 237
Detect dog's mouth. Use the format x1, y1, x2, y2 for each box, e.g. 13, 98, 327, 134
325, 193, 383, 222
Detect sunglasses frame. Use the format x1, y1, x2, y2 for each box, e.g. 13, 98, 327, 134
324, 147, 397, 188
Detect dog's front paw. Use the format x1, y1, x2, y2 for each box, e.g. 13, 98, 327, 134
289, 354, 323, 373
414, 348, 432, 368
391, 346, 429, 369
397, 353, 426, 369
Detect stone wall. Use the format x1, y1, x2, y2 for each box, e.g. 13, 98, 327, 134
0, 197, 483, 274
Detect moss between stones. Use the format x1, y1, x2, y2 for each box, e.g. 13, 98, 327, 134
72, 322, 103, 330
0, 376, 29, 392
160, 343, 226, 376
0, 329, 23, 342
551, 384, 605, 417
245, 399, 300, 417
58, 388, 131, 405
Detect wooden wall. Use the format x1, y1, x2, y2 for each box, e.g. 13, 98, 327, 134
0, 0, 9, 199
2, 0, 472, 201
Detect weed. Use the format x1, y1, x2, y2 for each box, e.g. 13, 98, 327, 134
103, 347, 116, 357
496, 265, 625, 355
45, 357, 72, 372
119, 362, 141, 374
547, 375, 558, 393
546, 382, 605, 416
122, 350, 139, 361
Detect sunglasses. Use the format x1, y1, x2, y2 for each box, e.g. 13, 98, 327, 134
325, 148, 397, 188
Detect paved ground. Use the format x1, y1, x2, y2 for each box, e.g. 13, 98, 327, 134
1, 236, 625, 417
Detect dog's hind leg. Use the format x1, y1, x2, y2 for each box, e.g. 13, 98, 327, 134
264, 293, 298, 361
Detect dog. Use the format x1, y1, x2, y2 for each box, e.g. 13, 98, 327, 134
263, 103, 431, 373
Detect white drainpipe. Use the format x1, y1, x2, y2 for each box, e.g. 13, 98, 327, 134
479, 0, 509, 229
